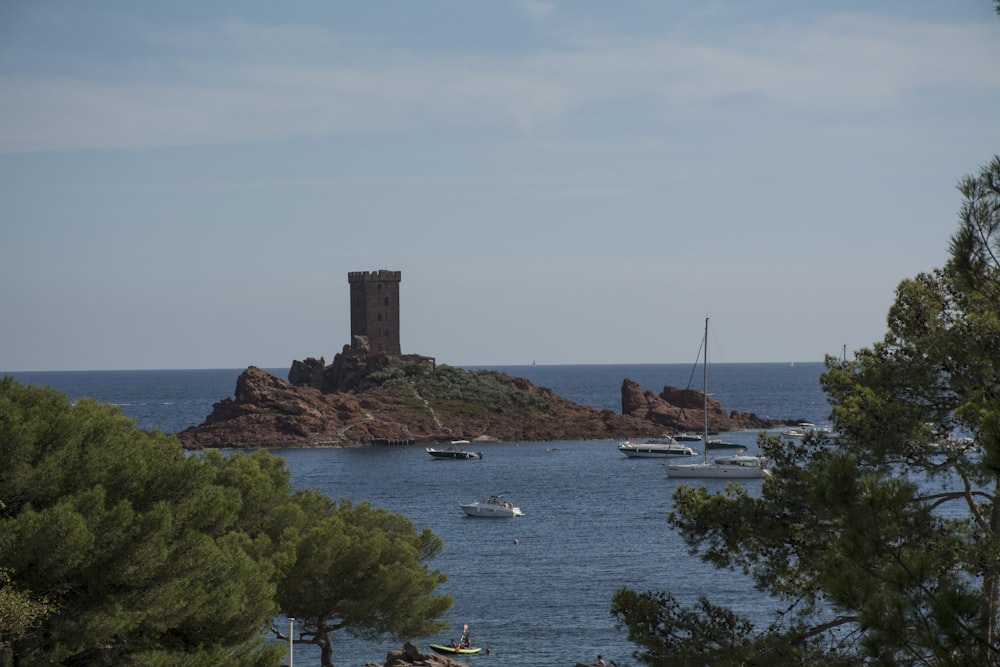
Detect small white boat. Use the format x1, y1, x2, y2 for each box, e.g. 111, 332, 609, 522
674, 432, 704, 442
427, 447, 483, 460
926, 435, 978, 454
459, 494, 523, 518
782, 426, 840, 442
618, 438, 696, 458
666, 454, 770, 479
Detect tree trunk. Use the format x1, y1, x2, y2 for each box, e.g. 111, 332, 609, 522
987, 479, 1000, 666
315, 628, 335, 667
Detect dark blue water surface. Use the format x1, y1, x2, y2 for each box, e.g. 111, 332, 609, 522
5, 363, 830, 667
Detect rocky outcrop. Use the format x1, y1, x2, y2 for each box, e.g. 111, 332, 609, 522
292, 336, 437, 394
621, 379, 782, 432
175, 338, 792, 448
176, 365, 666, 449
287, 356, 325, 389
363, 642, 469, 667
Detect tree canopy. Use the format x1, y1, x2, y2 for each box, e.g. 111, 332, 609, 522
612, 156, 1000, 666
271, 494, 451, 667
0, 377, 451, 667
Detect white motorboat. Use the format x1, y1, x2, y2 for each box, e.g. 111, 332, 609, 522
667, 454, 769, 479
781, 425, 840, 442
665, 318, 770, 480
459, 495, 523, 518
674, 432, 704, 442
618, 437, 696, 458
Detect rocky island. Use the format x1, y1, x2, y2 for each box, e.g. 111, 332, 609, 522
176, 337, 785, 449
177, 269, 791, 449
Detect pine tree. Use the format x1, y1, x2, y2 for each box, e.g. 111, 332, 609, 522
612, 157, 1000, 666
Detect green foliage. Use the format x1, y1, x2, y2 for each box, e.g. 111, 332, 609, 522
0, 568, 56, 661
0, 377, 451, 667
361, 361, 549, 412
0, 377, 285, 666
611, 589, 756, 667
612, 157, 1000, 666
273, 496, 451, 667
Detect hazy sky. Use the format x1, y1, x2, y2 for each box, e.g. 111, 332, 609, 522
2, 1, 998, 372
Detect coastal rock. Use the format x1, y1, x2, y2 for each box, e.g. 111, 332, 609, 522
620, 379, 781, 432
328, 336, 379, 392
177, 365, 665, 449
363, 641, 469, 667
175, 340, 791, 448
288, 356, 325, 389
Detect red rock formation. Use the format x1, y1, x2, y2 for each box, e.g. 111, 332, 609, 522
364, 641, 469, 667
177, 366, 665, 449
176, 352, 787, 449
620, 379, 780, 433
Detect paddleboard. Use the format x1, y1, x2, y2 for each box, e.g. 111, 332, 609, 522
429, 644, 482, 655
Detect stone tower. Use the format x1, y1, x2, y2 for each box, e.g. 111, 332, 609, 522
348, 270, 402, 355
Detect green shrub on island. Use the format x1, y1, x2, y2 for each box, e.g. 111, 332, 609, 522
361, 362, 548, 410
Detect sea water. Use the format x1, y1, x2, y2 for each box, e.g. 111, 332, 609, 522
6, 363, 831, 667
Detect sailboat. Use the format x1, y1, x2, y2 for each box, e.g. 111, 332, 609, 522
665, 318, 770, 479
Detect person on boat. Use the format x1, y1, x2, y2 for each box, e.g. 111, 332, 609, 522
461, 632, 471, 649
449, 638, 459, 650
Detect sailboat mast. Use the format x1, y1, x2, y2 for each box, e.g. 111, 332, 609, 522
703, 317, 709, 464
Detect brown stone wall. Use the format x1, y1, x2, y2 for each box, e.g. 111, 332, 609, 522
348, 269, 401, 355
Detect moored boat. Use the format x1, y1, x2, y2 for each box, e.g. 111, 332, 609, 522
781, 425, 840, 442
426, 446, 483, 460
667, 453, 769, 479
459, 494, 523, 518
706, 439, 748, 451
618, 438, 696, 458
664, 318, 770, 480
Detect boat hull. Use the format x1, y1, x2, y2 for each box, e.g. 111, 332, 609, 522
459, 501, 523, 518
665, 463, 768, 478
706, 440, 748, 451
618, 445, 696, 458
618, 439, 696, 458
666, 455, 769, 479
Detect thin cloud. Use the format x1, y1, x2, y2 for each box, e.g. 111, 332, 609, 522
0, 10, 996, 154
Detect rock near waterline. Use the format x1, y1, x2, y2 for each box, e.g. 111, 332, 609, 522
176, 344, 787, 449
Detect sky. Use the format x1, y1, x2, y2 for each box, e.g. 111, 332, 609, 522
1, 1, 999, 372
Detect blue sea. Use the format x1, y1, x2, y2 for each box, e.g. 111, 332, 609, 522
6, 363, 831, 667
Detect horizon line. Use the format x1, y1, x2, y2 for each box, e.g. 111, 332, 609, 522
3, 360, 831, 374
